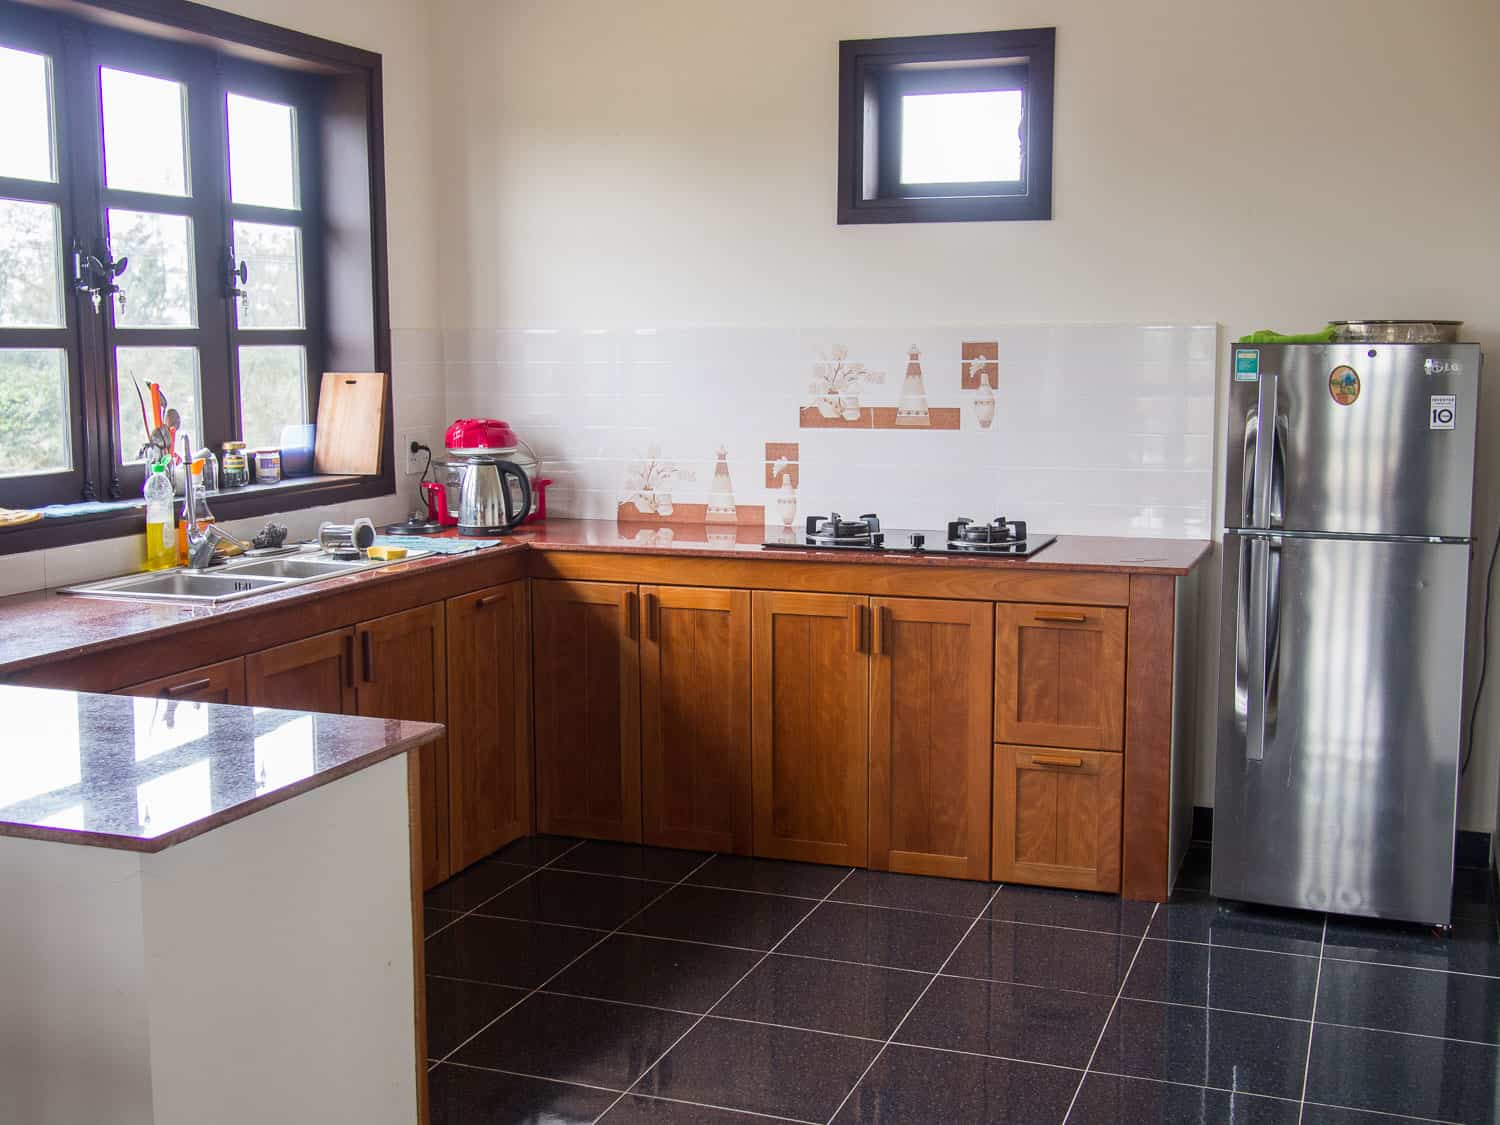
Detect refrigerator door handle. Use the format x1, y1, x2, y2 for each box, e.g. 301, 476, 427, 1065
1245, 534, 1271, 761
1265, 535, 1283, 737
1250, 373, 1279, 528
1240, 414, 1258, 527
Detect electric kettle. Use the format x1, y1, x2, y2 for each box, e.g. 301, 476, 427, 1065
456, 457, 532, 536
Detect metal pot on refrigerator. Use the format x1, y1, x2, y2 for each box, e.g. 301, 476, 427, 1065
455, 457, 532, 536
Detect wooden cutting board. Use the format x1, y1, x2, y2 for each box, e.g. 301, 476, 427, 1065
314, 371, 386, 475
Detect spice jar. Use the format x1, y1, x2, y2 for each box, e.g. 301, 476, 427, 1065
252, 448, 282, 484
221, 442, 249, 489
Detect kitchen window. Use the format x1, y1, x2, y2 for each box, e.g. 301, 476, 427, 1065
837, 28, 1056, 224
0, 0, 391, 550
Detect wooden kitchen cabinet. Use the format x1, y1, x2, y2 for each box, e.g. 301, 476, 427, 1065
355, 603, 449, 888
869, 598, 993, 880
120, 657, 246, 704
750, 591, 869, 866
993, 745, 1122, 892
245, 629, 357, 714
995, 602, 1127, 750
446, 581, 531, 872
640, 585, 752, 854
532, 579, 642, 842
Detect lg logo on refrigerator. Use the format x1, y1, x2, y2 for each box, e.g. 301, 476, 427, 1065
1430, 395, 1457, 430
1425, 358, 1463, 375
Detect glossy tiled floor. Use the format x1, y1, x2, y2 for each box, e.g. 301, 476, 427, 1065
423, 839, 1500, 1124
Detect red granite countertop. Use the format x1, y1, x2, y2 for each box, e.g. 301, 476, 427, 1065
0, 520, 1210, 676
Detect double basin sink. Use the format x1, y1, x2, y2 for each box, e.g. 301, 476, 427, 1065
61, 549, 428, 606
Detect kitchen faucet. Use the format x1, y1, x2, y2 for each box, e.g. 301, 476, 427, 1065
180, 434, 251, 570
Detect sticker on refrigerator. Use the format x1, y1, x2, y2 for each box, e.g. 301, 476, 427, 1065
1430, 395, 1457, 430
1329, 365, 1361, 406
1234, 349, 1260, 382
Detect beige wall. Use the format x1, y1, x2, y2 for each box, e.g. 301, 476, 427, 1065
429, 0, 1500, 832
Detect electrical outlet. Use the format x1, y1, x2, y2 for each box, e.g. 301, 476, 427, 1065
401, 431, 429, 476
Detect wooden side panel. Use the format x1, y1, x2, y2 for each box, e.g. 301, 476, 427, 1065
995, 603, 1127, 750
993, 745, 1122, 892
532, 579, 642, 842
641, 585, 752, 854
355, 603, 449, 889
1122, 573, 1176, 901
120, 657, 246, 704
245, 629, 357, 714
446, 581, 531, 873
869, 598, 992, 879
751, 591, 868, 866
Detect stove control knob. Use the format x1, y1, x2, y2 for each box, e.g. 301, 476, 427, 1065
910, 533, 925, 549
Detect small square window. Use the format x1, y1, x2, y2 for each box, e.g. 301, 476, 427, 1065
838, 28, 1055, 224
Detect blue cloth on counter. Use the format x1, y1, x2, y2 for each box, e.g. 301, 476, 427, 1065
42, 500, 141, 518
373, 535, 501, 554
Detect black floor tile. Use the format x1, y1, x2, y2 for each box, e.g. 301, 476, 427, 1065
779, 900, 971, 972
687, 854, 849, 899
1316, 956, 1500, 1043
424, 914, 604, 988
424, 858, 534, 912
474, 869, 663, 930
425, 907, 460, 935
894, 974, 1112, 1069
1323, 915, 1500, 977
1300, 1104, 1448, 1125
634, 1016, 878, 1122
454, 991, 696, 1090
1147, 895, 1325, 956
831, 869, 995, 916
1091, 997, 1310, 1100
1305, 1022, 1500, 1123
1068, 1073, 1300, 1125
830, 1044, 1078, 1124
425, 977, 527, 1058
715, 953, 927, 1039
986, 883, 1155, 936
488, 834, 584, 868
1123, 938, 1321, 1018
600, 1093, 797, 1123
624, 884, 811, 950
554, 840, 709, 882
944, 919, 1136, 995
548, 934, 761, 1013
429, 1063, 616, 1125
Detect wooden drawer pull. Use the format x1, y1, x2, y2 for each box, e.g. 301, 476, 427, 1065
476, 592, 503, 609
1031, 754, 1086, 768
644, 593, 659, 641
162, 678, 211, 697
1034, 611, 1088, 624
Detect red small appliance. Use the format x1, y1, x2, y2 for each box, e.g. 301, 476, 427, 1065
443, 418, 552, 523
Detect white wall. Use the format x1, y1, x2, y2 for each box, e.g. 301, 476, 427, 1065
429, 0, 1500, 832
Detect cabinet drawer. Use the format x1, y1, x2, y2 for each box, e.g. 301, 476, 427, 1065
995, 602, 1126, 750
119, 657, 246, 704
992, 744, 1121, 892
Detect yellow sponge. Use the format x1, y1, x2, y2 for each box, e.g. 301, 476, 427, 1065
366, 545, 408, 561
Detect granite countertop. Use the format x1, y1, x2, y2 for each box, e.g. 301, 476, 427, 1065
0, 520, 1211, 675
0, 684, 442, 852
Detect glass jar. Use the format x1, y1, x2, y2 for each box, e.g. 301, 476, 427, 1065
221, 442, 249, 489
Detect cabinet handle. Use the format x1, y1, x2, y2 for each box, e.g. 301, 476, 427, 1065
873, 605, 887, 655
360, 631, 374, 683
644, 593, 659, 641
163, 678, 211, 697
849, 603, 864, 653
476, 591, 502, 609
343, 634, 356, 689
1031, 754, 1086, 768
625, 591, 639, 639
1034, 611, 1088, 624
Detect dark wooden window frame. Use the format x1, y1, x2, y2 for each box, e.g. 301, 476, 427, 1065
837, 27, 1056, 225
0, 0, 394, 555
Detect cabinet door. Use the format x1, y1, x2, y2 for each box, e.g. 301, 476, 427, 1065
993, 745, 1122, 892
532, 579, 642, 842
245, 629, 357, 714
869, 598, 993, 880
446, 581, 531, 872
641, 585, 752, 854
751, 591, 869, 866
995, 603, 1127, 750
120, 657, 245, 704
356, 603, 449, 888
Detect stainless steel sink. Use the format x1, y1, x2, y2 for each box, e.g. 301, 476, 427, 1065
59, 547, 429, 605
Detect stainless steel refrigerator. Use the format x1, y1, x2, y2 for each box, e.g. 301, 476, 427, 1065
1212, 342, 1481, 926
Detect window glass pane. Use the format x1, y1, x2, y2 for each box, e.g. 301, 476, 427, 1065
0, 199, 64, 328
900, 90, 1023, 184
107, 209, 197, 329
227, 93, 298, 210
116, 346, 200, 464
0, 348, 71, 477
100, 67, 189, 196
0, 45, 56, 182
238, 345, 306, 450
233, 221, 304, 330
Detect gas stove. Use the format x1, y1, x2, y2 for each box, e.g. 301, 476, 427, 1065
766, 513, 1056, 558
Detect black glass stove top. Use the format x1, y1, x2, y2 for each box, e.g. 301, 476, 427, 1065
763, 527, 1057, 558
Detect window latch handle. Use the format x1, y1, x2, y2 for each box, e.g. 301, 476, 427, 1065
225, 246, 249, 310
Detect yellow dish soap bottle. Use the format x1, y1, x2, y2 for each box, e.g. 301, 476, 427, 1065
143, 461, 176, 571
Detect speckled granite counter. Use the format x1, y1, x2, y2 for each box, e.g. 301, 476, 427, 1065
0, 684, 442, 851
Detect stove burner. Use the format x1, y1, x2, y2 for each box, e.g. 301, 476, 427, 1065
806, 512, 883, 546
947, 517, 1029, 551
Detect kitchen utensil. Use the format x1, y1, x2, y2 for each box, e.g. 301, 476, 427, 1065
318, 518, 376, 555
444, 419, 552, 522
455, 457, 532, 536
421, 479, 457, 527
1330, 320, 1463, 344
313, 371, 386, 475
279, 423, 316, 477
